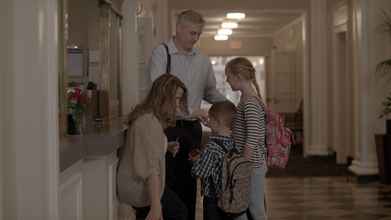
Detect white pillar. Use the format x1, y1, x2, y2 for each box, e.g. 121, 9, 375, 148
1, 0, 59, 219
349, 0, 391, 176
305, 0, 330, 155
121, 0, 140, 115
0, 1, 6, 218
0, 1, 8, 218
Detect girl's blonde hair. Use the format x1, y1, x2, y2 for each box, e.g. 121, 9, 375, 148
225, 57, 262, 99
128, 74, 188, 128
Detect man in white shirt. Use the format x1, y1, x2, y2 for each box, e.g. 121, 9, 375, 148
147, 9, 226, 220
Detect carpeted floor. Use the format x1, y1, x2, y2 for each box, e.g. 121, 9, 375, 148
267, 144, 353, 177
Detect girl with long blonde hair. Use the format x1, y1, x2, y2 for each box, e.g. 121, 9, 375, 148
225, 57, 267, 220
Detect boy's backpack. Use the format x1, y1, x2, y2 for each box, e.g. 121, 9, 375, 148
265, 107, 294, 168
214, 140, 252, 215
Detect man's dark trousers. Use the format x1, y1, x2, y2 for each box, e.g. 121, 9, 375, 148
165, 119, 202, 220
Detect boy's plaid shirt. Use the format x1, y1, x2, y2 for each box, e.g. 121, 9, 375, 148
191, 135, 239, 197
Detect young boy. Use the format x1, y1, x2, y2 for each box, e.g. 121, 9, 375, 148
191, 101, 243, 220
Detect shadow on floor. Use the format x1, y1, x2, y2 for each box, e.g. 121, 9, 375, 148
267, 144, 353, 177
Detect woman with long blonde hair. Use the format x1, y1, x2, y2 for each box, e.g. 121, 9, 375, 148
117, 74, 188, 220
225, 57, 267, 220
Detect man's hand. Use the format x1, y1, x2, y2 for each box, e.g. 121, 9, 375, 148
191, 108, 209, 126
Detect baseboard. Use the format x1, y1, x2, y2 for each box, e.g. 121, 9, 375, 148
355, 175, 379, 184
304, 147, 332, 156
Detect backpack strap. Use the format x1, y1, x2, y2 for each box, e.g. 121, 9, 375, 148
162, 43, 171, 74
210, 139, 239, 155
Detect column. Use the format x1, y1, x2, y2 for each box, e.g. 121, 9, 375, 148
1, 0, 59, 219
348, 0, 391, 176
305, 0, 330, 155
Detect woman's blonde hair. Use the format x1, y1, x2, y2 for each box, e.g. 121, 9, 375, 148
128, 74, 187, 128
225, 57, 262, 99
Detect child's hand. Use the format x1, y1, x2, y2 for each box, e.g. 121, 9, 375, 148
188, 149, 201, 161
167, 140, 180, 157
243, 146, 252, 161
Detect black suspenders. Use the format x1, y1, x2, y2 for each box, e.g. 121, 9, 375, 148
162, 43, 171, 74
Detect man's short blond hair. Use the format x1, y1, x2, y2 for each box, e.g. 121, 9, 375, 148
176, 10, 205, 26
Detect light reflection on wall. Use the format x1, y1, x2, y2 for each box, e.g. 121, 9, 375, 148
202, 56, 265, 109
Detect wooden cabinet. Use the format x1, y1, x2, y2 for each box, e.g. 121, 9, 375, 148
59, 153, 119, 220
83, 152, 119, 220
59, 161, 83, 220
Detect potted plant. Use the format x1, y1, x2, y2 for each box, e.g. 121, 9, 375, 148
377, 10, 391, 133
375, 10, 391, 184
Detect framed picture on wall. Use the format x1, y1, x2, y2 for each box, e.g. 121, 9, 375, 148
67, 48, 88, 83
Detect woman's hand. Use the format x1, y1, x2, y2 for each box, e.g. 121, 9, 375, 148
147, 175, 163, 220
146, 204, 163, 220
167, 140, 180, 157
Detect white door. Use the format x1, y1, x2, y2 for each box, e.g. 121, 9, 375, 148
267, 50, 297, 113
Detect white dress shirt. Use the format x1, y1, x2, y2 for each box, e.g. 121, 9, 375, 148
147, 38, 226, 114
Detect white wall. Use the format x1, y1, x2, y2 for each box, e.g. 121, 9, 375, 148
1, 0, 14, 218
1, 0, 59, 219
199, 37, 273, 56
121, 0, 170, 114
121, 0, 140, 114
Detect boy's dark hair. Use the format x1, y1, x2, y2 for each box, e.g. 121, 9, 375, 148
208, 101, 237, 128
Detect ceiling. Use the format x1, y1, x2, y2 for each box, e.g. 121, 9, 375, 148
199, 10, 303, 38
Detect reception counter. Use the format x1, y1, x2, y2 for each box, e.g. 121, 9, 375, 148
59, 119, 127, 220
60, 119, 127, 171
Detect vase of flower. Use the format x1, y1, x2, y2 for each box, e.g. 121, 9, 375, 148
67, 86, 86, 135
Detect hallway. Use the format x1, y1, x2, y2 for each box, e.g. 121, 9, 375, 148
195, 177, 391, 220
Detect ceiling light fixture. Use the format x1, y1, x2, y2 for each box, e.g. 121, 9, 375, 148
214, 34, 228, 41
221, 21, 238, 29
226, 12, 246, 20
217, 28, 233, 35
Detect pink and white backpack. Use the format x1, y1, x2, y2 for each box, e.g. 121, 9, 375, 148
264, 106, 293, 169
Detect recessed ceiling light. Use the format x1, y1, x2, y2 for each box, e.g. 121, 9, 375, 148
259, 58, 264, 65
214, 34, 228, 41
217, 28, 233, 35
226, 12, 246, 20
221, 21, 238, 29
